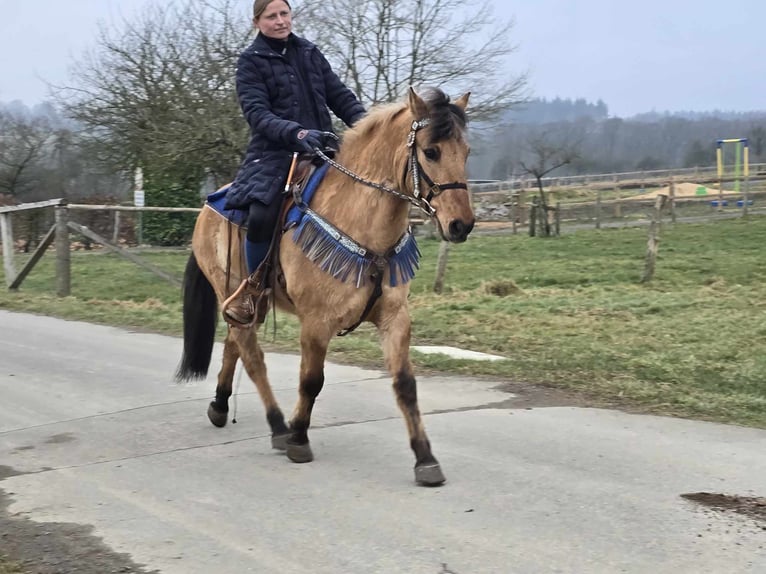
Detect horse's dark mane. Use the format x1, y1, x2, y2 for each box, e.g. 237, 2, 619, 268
341, 87, 467, 156
419, 87, 468, 144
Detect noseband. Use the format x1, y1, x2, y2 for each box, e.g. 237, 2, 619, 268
314, 116, 468, 217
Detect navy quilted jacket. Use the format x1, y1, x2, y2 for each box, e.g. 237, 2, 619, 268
224, 33, 366, 209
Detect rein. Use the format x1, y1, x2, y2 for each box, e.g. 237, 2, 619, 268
313, 118, 468, 218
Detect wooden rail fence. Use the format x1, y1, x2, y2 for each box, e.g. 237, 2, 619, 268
1, 181, 763, 295
0, 200, 200, 295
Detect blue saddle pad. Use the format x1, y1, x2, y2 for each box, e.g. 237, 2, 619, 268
204, 163, 330, 228
205, 183, 247, 226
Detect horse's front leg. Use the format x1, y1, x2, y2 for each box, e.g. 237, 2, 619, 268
378, 307, 445, 486
286, 324, 331, 463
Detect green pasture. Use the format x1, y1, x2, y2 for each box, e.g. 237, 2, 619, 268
1, 217, 765, 428
0, 561, 23, 574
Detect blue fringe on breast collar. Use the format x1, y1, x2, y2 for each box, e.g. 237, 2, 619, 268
284, 162, 420, 288
290, 208, 421, 288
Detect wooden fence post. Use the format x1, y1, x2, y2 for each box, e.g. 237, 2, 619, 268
595, 189, 602, 229
529, 198, 538, 237
433, 240, 451, 294
113, 210, 121, 245
555, 202, 561, 236
510, 193, 518, 235
519, 182, 527, 227
55, 204, 71, 297
1, 212, 15, 287
640, 195, 667, 283
669, 176, 677, 224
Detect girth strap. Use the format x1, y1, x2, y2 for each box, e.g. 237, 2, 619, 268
337, 258, 386, 337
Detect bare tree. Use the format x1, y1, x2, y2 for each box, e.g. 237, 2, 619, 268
57, 0, 252, 188
519, 127, 582, 236
0, 111, 56, 198
56, 0, 526, 202
295, 0, 528, 118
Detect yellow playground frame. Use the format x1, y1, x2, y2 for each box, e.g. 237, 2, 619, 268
716, 138, 750, 213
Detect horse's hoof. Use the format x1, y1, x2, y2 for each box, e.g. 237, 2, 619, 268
271, 432, 290, 451
207, 402, 228, 428
415, 463, 446, 486
286, 442, 314, 463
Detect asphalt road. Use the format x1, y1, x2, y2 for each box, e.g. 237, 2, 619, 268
0, 310, 764, 574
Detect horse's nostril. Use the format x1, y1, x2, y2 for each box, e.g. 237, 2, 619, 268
449, 219, 474, 242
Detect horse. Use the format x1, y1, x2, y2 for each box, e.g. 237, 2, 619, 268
176, 87, 474, 486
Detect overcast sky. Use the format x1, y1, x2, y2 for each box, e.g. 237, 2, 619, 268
0, 0, 764, 117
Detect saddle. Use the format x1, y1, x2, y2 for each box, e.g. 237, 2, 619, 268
210, 153, 329, 327
251, 155, 327, 293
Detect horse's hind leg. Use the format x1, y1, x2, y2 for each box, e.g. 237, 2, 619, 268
207, 332, 239, 428
379, 310, 445, 486
230, 328, 291, 449
285, 325, 331, 464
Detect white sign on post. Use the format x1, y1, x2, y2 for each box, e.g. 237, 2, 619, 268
133, 167, 145, 207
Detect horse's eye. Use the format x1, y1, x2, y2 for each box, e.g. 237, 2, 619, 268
423, 147, 440, 161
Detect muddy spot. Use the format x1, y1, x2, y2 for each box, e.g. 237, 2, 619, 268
681, 492, 766, 525
494, 380, 590, 409
44, 433, 76, 445
0, 475, 158, 574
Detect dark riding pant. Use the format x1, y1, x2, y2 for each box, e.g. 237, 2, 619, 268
246, 199, 282, 243
244, 199, 283, 274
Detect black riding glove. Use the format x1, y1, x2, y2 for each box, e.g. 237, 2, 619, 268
294, 129, 325, 153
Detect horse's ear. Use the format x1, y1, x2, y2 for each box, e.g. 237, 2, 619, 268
454, 92, 471, 111
408, 87, 429, 119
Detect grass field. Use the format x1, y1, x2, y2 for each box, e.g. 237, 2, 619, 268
1, 216, 765, 428
0, 556, 23, 574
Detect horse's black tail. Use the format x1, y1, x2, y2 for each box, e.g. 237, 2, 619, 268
175, 253, 218, 382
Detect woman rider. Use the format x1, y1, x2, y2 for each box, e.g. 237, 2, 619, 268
224, 0, 366, 325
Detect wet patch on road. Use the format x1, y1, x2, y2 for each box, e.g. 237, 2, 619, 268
0, 466, 25, 481
0, 466, 159, 574
44, 433, 76, 445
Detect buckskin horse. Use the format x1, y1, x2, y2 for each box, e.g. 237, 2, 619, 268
176, 87, 474, 486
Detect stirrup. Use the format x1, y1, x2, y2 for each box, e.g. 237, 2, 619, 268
222, 279, 256, 328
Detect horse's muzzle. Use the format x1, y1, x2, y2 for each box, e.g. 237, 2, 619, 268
448, 218, 475, 243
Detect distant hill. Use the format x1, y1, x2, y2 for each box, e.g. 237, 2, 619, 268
503, 97, 609, 124
629, 110, 766, 123
498, 97, 766, 125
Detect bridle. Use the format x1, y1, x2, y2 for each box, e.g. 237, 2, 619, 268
313, 117, 468, 218
407, 119, 468, 208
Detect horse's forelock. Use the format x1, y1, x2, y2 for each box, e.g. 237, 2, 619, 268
418, 87, 468, 144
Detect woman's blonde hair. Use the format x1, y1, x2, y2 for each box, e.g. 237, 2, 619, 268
253, 0, 291, 20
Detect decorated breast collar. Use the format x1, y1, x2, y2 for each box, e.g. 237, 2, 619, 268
284, 155, 421, 289
291, 207, 420, 289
